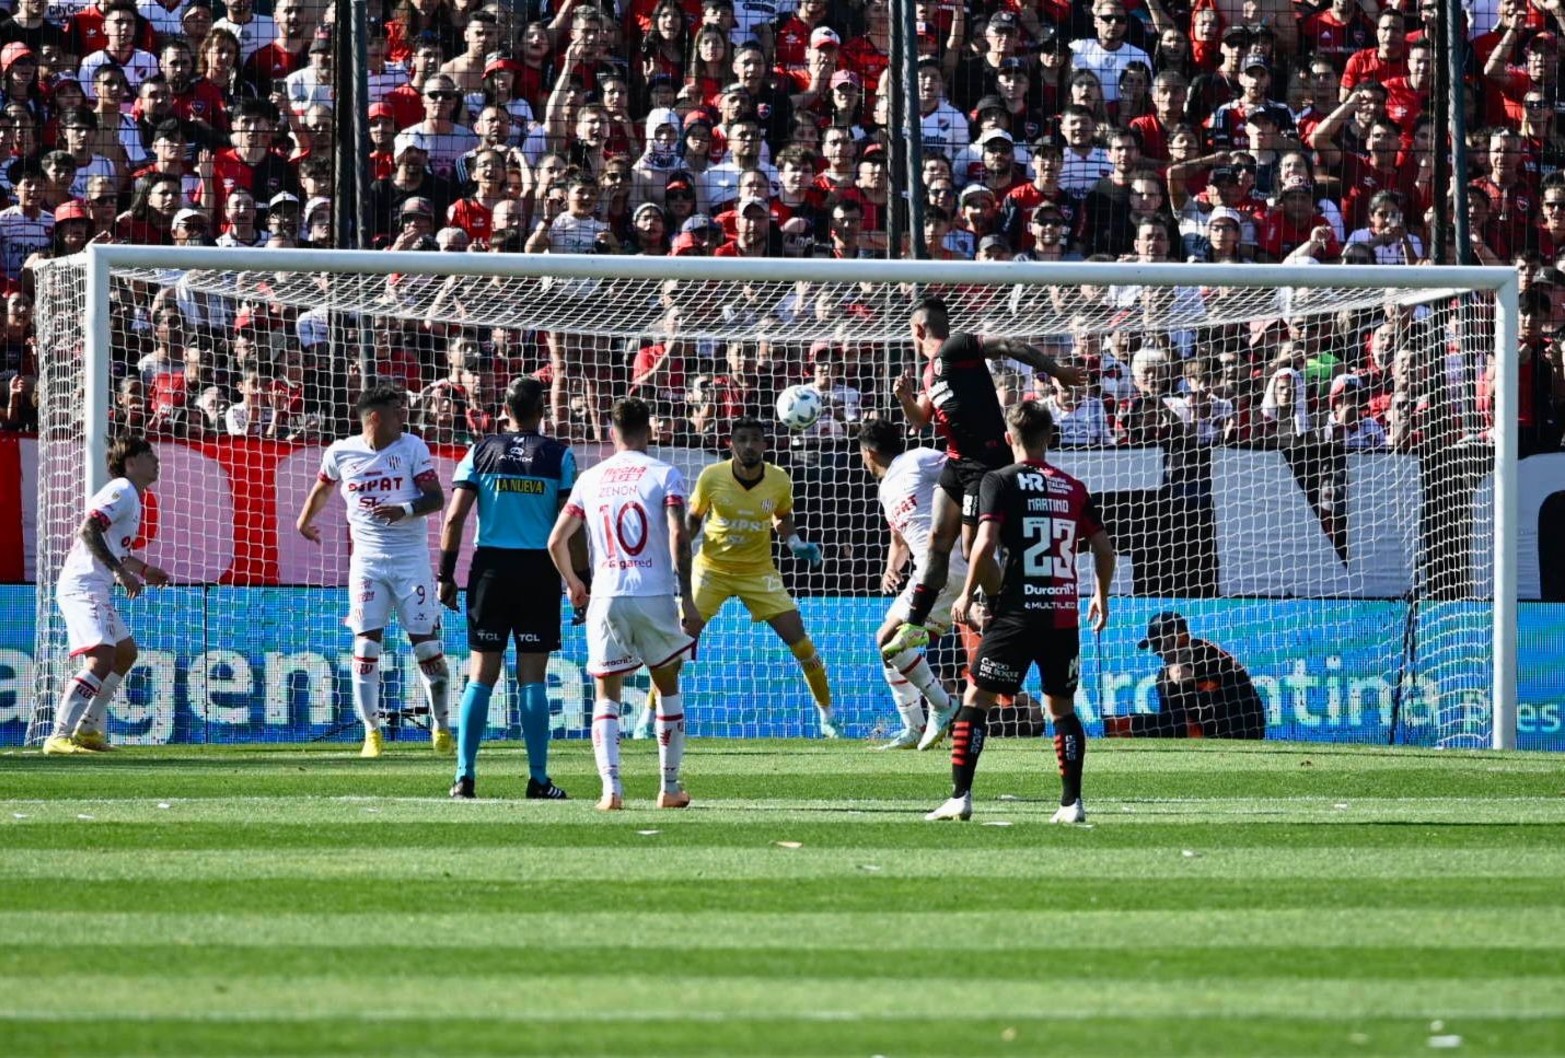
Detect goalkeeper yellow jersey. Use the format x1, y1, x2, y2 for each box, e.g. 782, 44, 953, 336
690, 460, 793, 574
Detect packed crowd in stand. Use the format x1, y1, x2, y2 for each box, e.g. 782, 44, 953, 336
0, 0, 1560, 465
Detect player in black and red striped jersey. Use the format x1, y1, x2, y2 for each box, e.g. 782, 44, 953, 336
926, 401, 1116, 825
885, 296, 1088, 668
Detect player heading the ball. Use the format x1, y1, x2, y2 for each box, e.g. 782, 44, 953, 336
296, 384, 453, 759
547, 397, 700, 811
46, 434, 170, 755
927, 401, 1116, 825
885, 296, 1088, 660
439, 377, 581, 801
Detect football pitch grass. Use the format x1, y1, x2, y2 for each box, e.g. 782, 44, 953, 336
2, 738, 1564, 1057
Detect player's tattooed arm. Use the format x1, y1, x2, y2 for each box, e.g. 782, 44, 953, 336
982, 337, 1090, 387
80, 516, 147, 597
377, 478, 445, 523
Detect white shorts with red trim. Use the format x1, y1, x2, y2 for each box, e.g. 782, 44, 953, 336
586, 594, 693, 678
346, 557, 440, 637
57, 587, 130, 655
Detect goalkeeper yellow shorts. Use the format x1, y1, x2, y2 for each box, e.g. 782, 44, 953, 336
692, 563, 796, 623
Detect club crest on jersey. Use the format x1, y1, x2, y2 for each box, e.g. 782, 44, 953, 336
388, 455, 402, 469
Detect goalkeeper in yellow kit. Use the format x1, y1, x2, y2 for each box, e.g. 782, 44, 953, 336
641, 415, 837, 738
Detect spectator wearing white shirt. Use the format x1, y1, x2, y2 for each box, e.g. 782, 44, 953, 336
210, 0, 271, 61
1162, 359, 1236, 445
0, 167, 53, 276
1069, 0, 1152, 105
1318, 373, 1388, 448
77, 4, 159, 98
1344, 191, 1423, 266
1040, 367, 1117, 447
1057, 105, 1110, 200
135, 0, 186, 40
915, 58, 968, 161
282, 32, 332, 116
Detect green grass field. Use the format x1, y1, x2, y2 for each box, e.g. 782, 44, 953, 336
2, 738, 1564, 1057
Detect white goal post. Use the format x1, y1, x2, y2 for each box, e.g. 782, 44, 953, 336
28, 245, 1518, 749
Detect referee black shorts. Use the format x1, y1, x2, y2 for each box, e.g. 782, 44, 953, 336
466, 548, 562, 654
971, 613, 1081, 698
937, 456, 1000, 526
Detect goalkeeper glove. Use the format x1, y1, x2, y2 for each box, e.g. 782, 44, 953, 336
786, 534, 822, 568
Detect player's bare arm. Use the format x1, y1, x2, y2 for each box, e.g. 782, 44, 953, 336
951, 519, 1002, 629
80, 515, 146, 598
1085, 528, 1116, 633
546, 509, 588, 608
669, 500, 699, 636
894, 373, 932, 428
295, 478, 335, 543
883, 529, 909, 595
374, 477, 444, 524
981, 337, 1090, 387
437, 487, 479, 610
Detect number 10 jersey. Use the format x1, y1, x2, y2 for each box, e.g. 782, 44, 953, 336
563, 450, 688, 598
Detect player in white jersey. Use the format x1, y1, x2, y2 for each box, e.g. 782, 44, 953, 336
548, 398, 698, 811
46, 435, 170, 754
295, 384, 452, 759
859, 420, 963, 751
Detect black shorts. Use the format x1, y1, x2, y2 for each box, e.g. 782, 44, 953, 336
970, 614, 1080, 698
937, 456, 1001, 526
466, 548, 562, 654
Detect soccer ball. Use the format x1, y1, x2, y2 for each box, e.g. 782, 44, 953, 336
776, 385, 822, 431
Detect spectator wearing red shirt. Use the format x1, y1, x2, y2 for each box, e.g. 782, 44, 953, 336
1299, 0, 1375, 71
712, 195, 777, 256
778, 26, 841, 117
1474, 127, 1541, 255
161, 39, 229, 148
1340, 10, 1409, 96
446, 147, 508, 245
1130, 69, 1187, 162
1484, 27, 1562, 126
383, 37, 443, 130
840, 0, 892, 107
209, 99, 298, 219
240, 0, 308, 100
1382, 38, 1432, 134
774, 0, 832, 72
67, 0, 156, 62
1001, 143, 1074, 251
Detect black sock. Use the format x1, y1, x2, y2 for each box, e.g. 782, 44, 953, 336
1053, 711, 1086, 805
949, 705, 988, 798
906, 582, 938, 627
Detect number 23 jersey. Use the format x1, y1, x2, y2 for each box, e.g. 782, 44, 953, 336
978, 459, 1104, 629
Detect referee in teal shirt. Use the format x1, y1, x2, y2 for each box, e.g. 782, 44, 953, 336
439, 377, 582, 799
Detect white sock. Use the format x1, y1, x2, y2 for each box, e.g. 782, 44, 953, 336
655, 693, 686, 793
887, 648, 952, 714
882, 661, 925, 732
591, 701, 622, 797
74, 671, 123, 738
352, 637, 383, 733
412, 640, 450, 730
54, 669, 101, 738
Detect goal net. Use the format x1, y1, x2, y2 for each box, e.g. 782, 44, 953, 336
24, 248, 1518, 749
